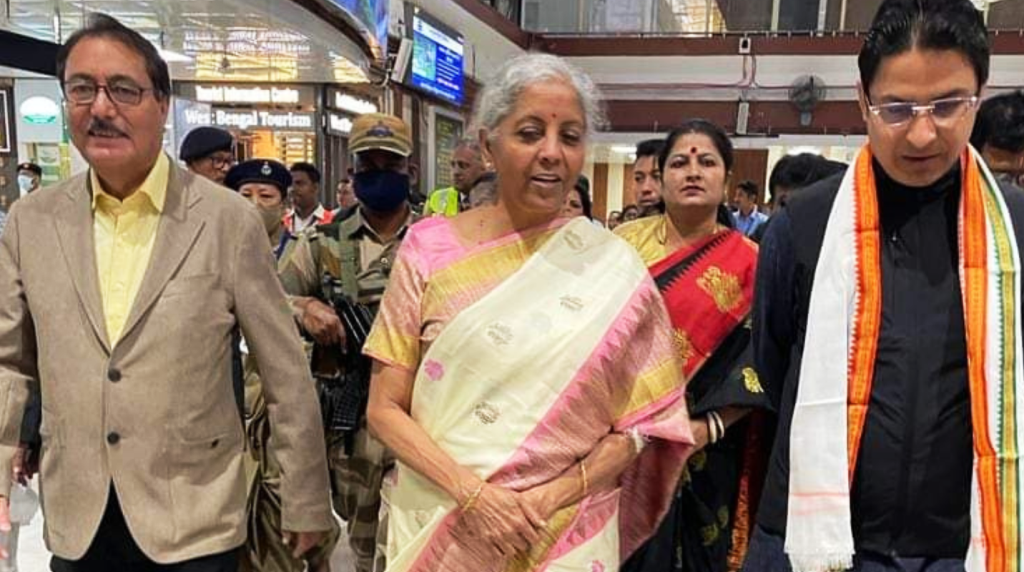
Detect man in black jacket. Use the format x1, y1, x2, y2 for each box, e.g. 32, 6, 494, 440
744, 1, 1024, 571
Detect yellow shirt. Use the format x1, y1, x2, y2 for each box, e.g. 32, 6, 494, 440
91, 153, 170, 344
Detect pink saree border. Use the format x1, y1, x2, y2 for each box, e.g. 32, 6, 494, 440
404, 276, 691, 571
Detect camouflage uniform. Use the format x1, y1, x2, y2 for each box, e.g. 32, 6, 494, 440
278, 209, 415, 572
240, 230, 341, 572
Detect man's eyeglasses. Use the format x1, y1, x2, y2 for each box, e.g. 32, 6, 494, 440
868, 95, 979, 127
205, 154, 236, 170
64, 79, 154, 106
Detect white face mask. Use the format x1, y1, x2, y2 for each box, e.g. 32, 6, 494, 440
17, 175, 35, 193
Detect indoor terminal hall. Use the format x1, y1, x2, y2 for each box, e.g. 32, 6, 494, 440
1, 0, 1024, 571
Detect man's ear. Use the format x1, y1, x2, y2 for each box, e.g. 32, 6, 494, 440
856, 82, 871, 123
408, 163, 420, 187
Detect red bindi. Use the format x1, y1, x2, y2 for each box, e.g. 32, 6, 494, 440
690, 147, 698, 154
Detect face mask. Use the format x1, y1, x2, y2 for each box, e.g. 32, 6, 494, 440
354, 170, 410, 213
256, 203, 285, 238
17, 175, 35, 193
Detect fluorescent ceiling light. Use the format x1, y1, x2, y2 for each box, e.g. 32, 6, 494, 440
611, 145, 637, 154
158, 48, 194, 63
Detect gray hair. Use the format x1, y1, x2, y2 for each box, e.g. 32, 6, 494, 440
471, 53, 605, 139
454, 137, 482, 154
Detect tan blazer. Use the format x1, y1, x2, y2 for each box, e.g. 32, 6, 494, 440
0, 162, 332, 563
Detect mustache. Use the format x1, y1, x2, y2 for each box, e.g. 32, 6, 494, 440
87, 118, 127, 137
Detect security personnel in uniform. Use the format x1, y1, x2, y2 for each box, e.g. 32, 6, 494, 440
226, 159, 340, 572
179, 126, 235, 185
278, 113, 418, 572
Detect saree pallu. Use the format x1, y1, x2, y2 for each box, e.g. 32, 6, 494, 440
619, 225, 769, 572
376, 218, 694, 572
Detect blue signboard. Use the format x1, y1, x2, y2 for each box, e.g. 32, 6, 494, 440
410, 12, 465, 106
327, 0, 389, 59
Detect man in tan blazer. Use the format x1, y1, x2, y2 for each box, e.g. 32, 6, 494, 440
0, 14, 332, 571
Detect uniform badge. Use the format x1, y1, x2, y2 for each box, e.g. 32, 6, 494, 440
261, 162, 272, 176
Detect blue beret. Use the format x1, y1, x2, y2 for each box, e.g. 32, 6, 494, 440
179, 127, 234, 162
225, 159, 292, 195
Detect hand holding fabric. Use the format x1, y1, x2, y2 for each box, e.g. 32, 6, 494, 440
459, 482, 542, 558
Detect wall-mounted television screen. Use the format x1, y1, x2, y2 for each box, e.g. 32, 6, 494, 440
409, 9, 465, 106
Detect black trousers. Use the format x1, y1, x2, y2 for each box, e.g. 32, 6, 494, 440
740, 526, 966, 572
50, 490, 240, 572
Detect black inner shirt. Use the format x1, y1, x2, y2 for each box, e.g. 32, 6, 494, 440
850, 161, 972, 556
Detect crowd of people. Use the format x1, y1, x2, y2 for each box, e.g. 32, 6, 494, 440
2, 0, 1024, 571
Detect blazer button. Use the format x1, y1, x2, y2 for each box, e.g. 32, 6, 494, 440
107, 432, 121, 445
108, 368, 122, 382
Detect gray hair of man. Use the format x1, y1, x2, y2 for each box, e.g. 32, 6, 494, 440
471, 53, 605, 142
455, 137, 482, 154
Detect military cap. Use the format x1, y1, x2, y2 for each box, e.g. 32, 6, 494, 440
224, 159, 292, 195
17, 162, 42, 177
179, 127, 234, 162
349, 113, 412, 157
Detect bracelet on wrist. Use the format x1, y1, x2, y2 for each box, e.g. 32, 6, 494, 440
579, 459, 590, 498
707, 411, 725, 444
706, 414, 718, 444
460, 481, 486, 513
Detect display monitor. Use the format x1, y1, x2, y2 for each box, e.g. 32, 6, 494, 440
409, 9, 465, 106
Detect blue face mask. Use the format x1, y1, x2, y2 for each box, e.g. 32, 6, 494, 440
353, 170, 410, 213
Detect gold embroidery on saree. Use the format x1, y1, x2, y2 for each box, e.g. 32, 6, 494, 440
560, 295, 585, 312
697, 266, 743, 313
674, 328, 695, 362
743, 368, 764, 394
473, 402, 501, 424
485, 322, 514, 346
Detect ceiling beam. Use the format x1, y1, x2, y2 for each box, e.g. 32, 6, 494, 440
0, 30, 59, 76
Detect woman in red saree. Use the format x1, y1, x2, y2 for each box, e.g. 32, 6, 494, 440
617, 120, 772, 572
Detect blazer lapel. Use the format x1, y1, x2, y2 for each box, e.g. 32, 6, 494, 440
117, 165, 205, 346
54, 177, 111, 353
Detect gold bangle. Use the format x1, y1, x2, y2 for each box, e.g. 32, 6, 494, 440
579, 460, 589, 498
461, 481, 486, 513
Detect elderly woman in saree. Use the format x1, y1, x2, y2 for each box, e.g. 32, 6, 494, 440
362, 53, 694, 572
616, 120, 772, 572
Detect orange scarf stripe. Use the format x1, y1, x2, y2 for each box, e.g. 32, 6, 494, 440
962, 155, 1007, 572
847, 149, 883, 481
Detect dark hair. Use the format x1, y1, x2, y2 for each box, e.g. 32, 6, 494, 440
635, 138, 665, 161
769, 153, 848, 202
658, 119, 735, 228
858, 0, 989, 96
737, 180, 759, 200
56, 13, 171, 100
570, 185, 594, 220
290, 162, 321, 184
658, 119, 734, 175
971, 91, 1024, 153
